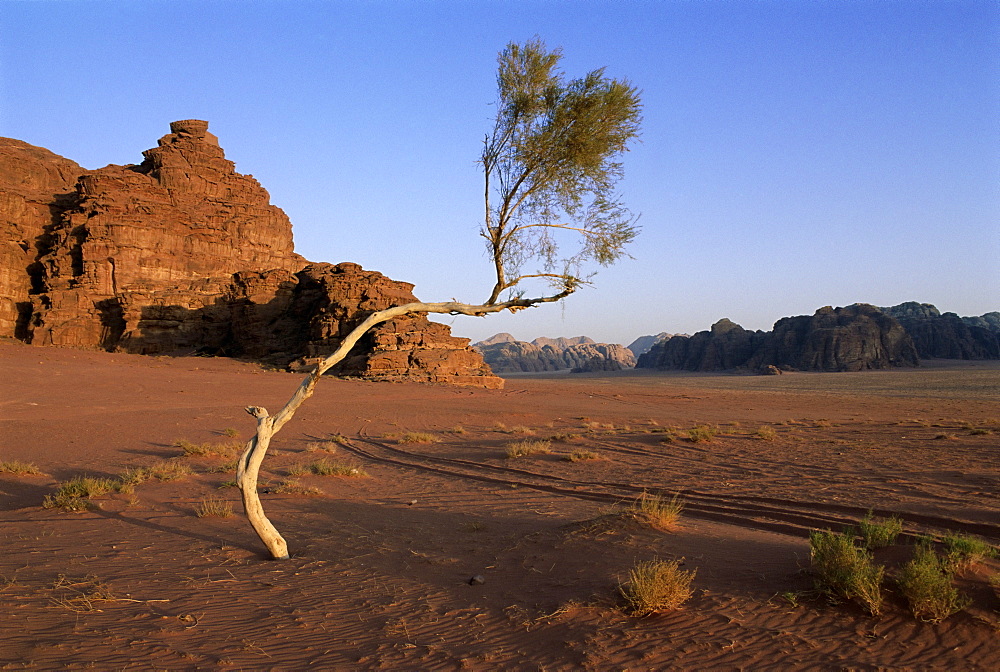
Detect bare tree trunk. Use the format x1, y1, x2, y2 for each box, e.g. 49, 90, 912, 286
235, 296, 569, 560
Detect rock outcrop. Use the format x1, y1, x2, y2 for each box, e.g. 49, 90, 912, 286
626, 332, 674, 357
879, 302, 1000, 360
474, 335, 637, 373
637, 304, 919, 372
1, 121, 501, 387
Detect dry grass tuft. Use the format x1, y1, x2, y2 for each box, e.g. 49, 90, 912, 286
505, 439, 552, 459
0, 460, 43, 475
753, 425, 777, 441
562, 450, 601, 462
43, 476, 118, 511
272, 479, 323, 496
398, 431, 439, 444
195, 496, 235, 518
620, 558, 696, 616
942, 533, 997, 573
686, 425, 717, 443
631, 491, 684, 530
175, 439, 242, 458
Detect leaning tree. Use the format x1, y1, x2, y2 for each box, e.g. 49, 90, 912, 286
236, 38, 643, 559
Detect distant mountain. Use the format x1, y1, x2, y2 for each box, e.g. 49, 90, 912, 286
626, 333, 675, 357
637, 304, 919, 372
636, 302, 999, 373
473, 335, 636, 373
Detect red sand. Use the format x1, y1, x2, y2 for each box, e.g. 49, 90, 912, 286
1, 340, 998, 670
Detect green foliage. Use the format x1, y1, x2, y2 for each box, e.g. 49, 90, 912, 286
620, 558, 696, 616
808, 529, 884, 616
481, 37, 642, 303
858, 510, 904, 549
897, 543, 970, 622
942, 533, 997, 572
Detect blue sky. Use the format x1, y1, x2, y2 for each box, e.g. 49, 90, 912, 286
2, 0, 997, 345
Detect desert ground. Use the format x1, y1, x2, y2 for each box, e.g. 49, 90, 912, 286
1, 339, 998, 670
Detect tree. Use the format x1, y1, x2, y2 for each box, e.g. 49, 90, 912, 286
236, 38, 643, 560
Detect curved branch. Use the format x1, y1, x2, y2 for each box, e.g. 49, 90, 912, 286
237, 289, 575, 559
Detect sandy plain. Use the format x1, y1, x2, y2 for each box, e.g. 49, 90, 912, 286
0, 339, 998, 670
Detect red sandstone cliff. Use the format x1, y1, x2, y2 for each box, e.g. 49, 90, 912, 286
0, 121, 501, 388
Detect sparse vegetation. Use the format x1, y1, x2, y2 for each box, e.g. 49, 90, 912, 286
858, 510, 904, 549
896, 543, 970, 622
145, 460, 194, 481
309, 459, 368, 477
942, 533, 997, 573
43, 476, 119, 511
505, 439, 552, 459
305, 440, 340, 452
510, 425, 535, 435
686, 425, 717, 443
222, 427, 240, 438
808, 529, 884, 616
272, 479, 323, 496
563, 450, 601, 462
195, 496, 234, 518
753, 426, 777, 441
50, 574, 120, 613
175, 438, 242, 458
0, 460, 43, 475
398, 432, 439, 444
620, 558, 696, 616
631, 491, 684, 530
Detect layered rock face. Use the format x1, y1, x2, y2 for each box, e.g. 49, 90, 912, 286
879, 302, 1000, 359
637, 304, 919, 372
474, 335, 636, 373
1, 121, 501, 387
0, 139, 82, 338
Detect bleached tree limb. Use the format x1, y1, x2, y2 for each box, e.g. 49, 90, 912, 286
237, 292, 572, 559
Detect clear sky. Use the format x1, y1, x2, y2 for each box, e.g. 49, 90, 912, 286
2, 0, 997, 346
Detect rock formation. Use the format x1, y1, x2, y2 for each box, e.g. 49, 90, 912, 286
637, 304, 919, 372
473, 335, 636, 373
626, 332, 674, 357
879, 302, 1000, 360
1, 121, 501, 387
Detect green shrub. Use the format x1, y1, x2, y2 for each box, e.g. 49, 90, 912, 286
620, 558, 696, 616
809, 529, 884, 616
897, 544, 970, 622
858, 510, 903, 549
686, 425, 717, 443
942, 533, 997, 573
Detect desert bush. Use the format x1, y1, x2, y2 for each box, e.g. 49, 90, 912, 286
308, 459, 368, 477
175, 439, 241, 458
43, 476, 119, 511
145, 460, 193, 481
398, 432, 439, 444
195, 496, 234, 518
222, 427, 240, 438
549, 431, 582, 442
563, 450, 601, 462
686, 425, 717, 443
631, 491, 684, 530
858, 510, 904, 549
620, 558, 696, 616
272, 479, 323, 496
809, 529, 884, 616
505, 439, 552, 459
0, 460, 42, 475
510, 425, 535, 435
942, 533, 997, 573
305, 440, 339, 453
897, 543, 970, 622
753, 426, 777, 441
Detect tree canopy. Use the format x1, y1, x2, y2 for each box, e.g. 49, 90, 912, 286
481, 37, 643, 305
